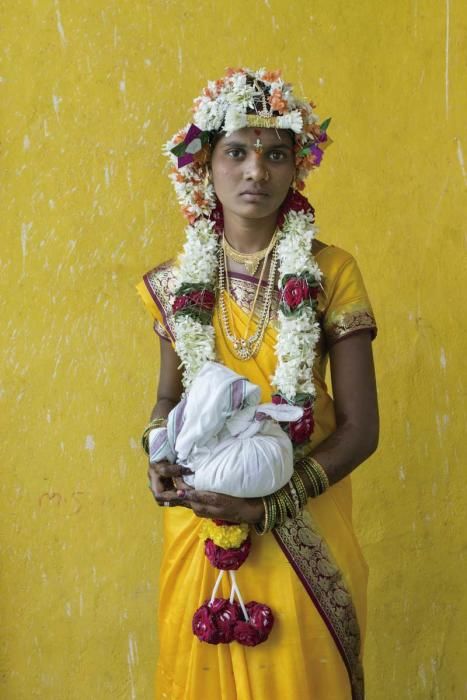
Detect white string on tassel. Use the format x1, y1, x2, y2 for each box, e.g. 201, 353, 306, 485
209, 569, 225, 604
229, 570, 249, 622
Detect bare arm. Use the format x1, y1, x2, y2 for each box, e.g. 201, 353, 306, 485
307, 330, 379, 487
149, 335, 184, 420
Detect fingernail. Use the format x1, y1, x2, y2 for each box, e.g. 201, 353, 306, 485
181, 468, 194, 475
176, 489, 185, 497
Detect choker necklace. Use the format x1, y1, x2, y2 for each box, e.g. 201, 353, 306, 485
223, 232, 278, 276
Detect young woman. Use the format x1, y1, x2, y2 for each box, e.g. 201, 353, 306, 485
137, 68, 378, 700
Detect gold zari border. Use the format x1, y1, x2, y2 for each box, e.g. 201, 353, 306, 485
274, 511, 364, 699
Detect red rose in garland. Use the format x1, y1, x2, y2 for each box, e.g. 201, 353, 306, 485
282, 277, 311, 310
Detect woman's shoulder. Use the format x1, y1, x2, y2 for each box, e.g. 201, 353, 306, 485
144, 257, 177, 281
142, 258, 178, 297
313, 242, 357, 278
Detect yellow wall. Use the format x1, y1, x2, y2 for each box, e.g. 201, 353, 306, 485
1, 1, 465, 697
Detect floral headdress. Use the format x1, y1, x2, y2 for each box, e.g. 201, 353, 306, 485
163, 66, 332, 427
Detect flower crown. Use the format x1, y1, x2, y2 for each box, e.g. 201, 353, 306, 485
164, 67, 332, 223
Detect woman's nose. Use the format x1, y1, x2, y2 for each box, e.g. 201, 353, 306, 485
244, 154, 268, 182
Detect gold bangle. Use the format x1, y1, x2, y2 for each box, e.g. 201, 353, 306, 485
254, 497, 269, 535
279, 486, 299, 520
291, 470, 308, 508
300, 457, 330, 496
308, 457, 330, 491
141, 417, 168, 455
255, 495, 277, 535
300, 460, 320, 497
274, 491, 289, 526
288, 479, 301, 514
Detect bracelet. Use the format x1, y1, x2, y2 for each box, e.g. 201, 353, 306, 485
300, 456, 330, 497
288, 479, 301, 514
290, 470, 308, 508
255, 495, 277, 535
278, 486, 299, 521
141, 417, 168, 455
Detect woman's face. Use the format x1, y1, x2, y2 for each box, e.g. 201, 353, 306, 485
210, 127, 296, 221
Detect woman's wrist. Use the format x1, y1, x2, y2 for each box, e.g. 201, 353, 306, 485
141, 417, 168, 455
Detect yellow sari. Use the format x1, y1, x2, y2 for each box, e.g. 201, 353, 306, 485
137, 244, 377, 700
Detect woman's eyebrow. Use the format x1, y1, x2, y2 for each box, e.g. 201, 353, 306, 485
223, 141, 293, 150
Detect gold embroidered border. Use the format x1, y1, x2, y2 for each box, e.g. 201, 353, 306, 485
144, 260, 179, 339
227, 275, 280, 327
275, 511, 364, 700
154, 319, 171, 341
324, 303, 376, 346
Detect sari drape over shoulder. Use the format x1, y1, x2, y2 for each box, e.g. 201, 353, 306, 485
136, 245, 377, 700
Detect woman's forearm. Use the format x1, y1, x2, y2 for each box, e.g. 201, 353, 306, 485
149, 398, 178, 421
306, 418, 379, 488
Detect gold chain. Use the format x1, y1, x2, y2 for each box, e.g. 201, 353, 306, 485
218, 235, 278, 361
223, 232, 278, 276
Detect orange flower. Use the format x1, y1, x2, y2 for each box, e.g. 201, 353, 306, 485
226, 67, 245, 78
193, 191, 207, 207
269, 89, 287, 113
262, 70, 282, 82
181, 207, 197, 224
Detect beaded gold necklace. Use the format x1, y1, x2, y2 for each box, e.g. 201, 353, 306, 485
218, 234, 278, 361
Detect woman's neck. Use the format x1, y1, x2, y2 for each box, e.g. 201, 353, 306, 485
223, 210, 278, 253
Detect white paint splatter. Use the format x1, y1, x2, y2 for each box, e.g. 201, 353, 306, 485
177, 45, 183, 73
52, 94, 62, 117
65, 602, 72, 617
319, 77, 325, 85
456, 138, 466, 185
129, 438, 138, 449
49, 199, 55, 209
104, 165, 110, 187
85, 435, 95, 451
21, 222, 32, 273
399, 465, 406, 481
144, 58, 152, 66
445, 0, 450, 119
127, 633, 138, 700
119, 76, 126, 93
46, 410, 51, 423
440, 347, 447, 370
54, 0, 67, 47
23, 134, 30, 150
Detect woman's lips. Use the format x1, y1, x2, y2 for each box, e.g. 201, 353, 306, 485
239, 191, 269, 201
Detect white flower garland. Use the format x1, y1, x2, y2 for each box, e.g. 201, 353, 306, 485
272, 211, 322, 401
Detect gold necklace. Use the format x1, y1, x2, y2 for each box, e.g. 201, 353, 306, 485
223, 232, 278, 276
218, 235, 278, 360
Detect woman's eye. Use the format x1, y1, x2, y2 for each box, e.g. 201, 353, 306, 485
269, 150, 286, 161
227, 149, 244, 159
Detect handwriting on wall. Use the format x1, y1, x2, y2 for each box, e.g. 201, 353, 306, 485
38, 491, 86, 515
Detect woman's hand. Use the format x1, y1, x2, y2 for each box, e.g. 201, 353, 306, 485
180, 490, 264, 525
148, 462, 264, 524
147, 460, 192, 504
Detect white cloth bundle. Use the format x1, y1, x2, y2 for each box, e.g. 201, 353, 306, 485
149, 361, 302, 497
